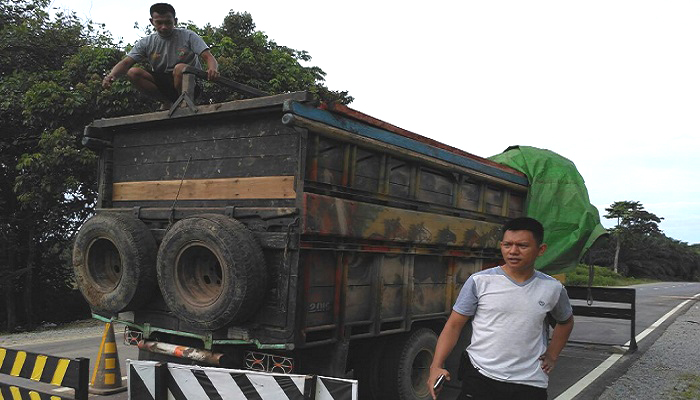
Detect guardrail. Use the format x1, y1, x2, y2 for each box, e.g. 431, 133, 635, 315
565, 286, 637, 351
0, 347, 89, 400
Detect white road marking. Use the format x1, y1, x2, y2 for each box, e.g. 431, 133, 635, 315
554, 292, 700, 400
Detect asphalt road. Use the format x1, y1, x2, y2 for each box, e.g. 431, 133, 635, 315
2, 281, 699, 400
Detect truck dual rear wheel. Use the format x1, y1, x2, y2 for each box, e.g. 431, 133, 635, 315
380, 328, 438, 400
72, 213, 158, 314
156, 214, 267, 330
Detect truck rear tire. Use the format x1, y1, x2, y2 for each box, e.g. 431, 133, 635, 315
379, 328, 437, 400
156, 214, 267, 330
72, 213, 158, 314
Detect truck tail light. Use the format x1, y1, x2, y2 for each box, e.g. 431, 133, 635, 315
245, 351, 294, 374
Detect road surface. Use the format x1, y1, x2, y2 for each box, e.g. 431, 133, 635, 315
1, 281, 698, 399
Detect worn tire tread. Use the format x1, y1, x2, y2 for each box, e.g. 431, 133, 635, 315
72, 213, 158, 314
379, 328, 437, 400
157, 214, 267, 330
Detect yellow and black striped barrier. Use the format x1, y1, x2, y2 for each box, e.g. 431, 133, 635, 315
0, 347, 88, 400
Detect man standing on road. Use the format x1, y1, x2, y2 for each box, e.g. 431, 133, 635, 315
428, 217, 574, 400
102, 3, 219, 107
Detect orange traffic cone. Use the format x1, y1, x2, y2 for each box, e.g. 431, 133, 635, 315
89, 321, 127, 394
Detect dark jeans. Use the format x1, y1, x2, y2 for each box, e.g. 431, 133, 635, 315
151, 71, 201, 102
459, 352, 547, 400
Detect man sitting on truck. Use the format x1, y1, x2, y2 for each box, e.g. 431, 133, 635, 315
102, 3, 219, 107
428, 217, 574, 400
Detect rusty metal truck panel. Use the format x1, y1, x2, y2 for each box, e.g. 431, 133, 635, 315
75, 91, 528, 396
283, 100, 528, 186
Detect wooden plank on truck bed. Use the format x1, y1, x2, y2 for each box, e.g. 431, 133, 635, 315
112, 176, 297, 201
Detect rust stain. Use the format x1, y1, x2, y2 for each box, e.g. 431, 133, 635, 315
303, 193, 502, 250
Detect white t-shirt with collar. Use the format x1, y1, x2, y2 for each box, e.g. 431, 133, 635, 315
453, 266, 573, 388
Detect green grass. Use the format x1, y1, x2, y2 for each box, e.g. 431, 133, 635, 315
669, 374, 700, 399
564, 264, 658, 287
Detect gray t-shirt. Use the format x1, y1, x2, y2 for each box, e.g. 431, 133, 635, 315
127, 28, 209, 72
453, 266, 572, 388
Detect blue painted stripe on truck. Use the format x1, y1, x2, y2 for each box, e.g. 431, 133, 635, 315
285, 101, 529, 186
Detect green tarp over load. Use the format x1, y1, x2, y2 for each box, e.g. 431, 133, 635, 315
489, 146, 607, 275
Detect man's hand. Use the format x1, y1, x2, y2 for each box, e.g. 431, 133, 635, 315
102, 57, 135, 89
539, 352, 557, 374
541, 315, 573, 375
201, 50, 219, 81
102, 74, 116, 89
427, 367, 450, 400
206, 66, 220, 81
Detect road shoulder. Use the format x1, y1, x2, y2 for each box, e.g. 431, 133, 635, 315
597, 297, 700, 399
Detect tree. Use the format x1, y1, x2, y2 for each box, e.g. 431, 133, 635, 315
596, 201, 700, 281
604, 201, 663, 234
691, 244, 700, 255
0, 0, 352, 331
1, 0, 118, 330
604, 201, 634, 273
184, 11, 353, 105
604, 201, 663, 274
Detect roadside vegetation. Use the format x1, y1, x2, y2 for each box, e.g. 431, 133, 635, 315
669, 373, 700, 400
564, 265, 657, 287
584, 201, 700, 283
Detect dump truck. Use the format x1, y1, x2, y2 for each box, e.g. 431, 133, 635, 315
74, 90, 534, 400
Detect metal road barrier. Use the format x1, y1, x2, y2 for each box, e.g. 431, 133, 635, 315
0, 347, 89, 400
128, 360, 357, 400
565, 286, 637, 351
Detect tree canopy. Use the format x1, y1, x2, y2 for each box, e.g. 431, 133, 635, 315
0, 0, 352, 331
587, 201, 699, 281
604, 200, 663, 236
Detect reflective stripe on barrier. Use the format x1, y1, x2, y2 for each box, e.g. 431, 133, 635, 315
128, 360, 357, 400
0, 347, 89, 400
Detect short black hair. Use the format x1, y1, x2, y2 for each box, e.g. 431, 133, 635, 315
503, 217, 544, 245
150, 3, 176, 17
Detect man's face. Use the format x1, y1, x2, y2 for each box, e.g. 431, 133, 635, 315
150, 12, 177, 37
500, 229, 546, 271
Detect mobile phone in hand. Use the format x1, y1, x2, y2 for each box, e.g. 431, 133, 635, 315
433, 374, 446, 391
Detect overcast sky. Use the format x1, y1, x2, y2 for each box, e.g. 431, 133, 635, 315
51, 0, 700, 244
